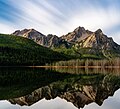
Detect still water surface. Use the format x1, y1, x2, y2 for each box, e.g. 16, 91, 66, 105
0, 67, 120, 109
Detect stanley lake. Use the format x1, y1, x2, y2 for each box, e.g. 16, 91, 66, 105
0, 67, 120, 109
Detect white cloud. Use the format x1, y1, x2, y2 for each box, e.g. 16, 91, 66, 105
8, 0, 66, 35
19, 1, 120, 38
0, 0, 120, 44
63, 6, 120, 34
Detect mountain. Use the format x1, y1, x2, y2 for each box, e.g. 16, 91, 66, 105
12, 27, 120, 59
61, 27, 119, 50
61, 27, 120, 58
0, 34, 69, 66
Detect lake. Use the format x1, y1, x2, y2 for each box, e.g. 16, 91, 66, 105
0, 67, 120, 109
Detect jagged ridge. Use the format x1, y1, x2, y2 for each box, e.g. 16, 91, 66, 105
12, 27, 120, 58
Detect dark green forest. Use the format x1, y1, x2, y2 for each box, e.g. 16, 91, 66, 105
0, 34, 69, 66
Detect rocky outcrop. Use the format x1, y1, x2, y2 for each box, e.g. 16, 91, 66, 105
9, 74, 120, 108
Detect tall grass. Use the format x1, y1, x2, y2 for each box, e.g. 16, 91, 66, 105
47, 58, 120, 67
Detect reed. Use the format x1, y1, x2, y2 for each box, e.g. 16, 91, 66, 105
47, 58, 120, 68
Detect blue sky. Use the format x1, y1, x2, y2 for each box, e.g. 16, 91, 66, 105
0, 0, 120, 43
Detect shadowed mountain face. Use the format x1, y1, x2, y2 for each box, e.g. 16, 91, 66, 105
8, 71, 120, 109
12, 27, 120, 58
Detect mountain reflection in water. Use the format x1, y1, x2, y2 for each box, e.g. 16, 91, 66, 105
0, 67, 120, 109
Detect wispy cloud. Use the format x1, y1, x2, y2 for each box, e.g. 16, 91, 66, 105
6, 0, 67, 35
64, 6, 120, 33
0, 0, 120, 43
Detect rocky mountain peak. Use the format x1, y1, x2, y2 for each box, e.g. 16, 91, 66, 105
74, 26, 86, 34
12, 29, 47, 46
95, 29, 103, 36
61, 26, 92, 43
95, 29, 102, 33
12, 28, 45, 37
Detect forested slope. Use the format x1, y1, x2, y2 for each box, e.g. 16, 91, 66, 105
0, 34, 69, 66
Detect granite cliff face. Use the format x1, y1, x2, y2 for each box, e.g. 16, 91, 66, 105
12, 29, 69, 48
72, 28, 120, 51
61, 26, 93, 43
12, 29, 46, 46
9, 74, 120, 109
61, 27, 120, 56
12, 27, 120, 57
